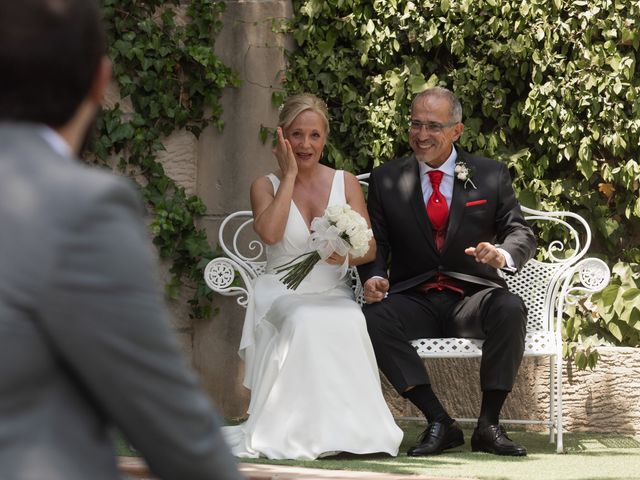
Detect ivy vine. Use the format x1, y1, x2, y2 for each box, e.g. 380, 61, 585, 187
90, 0, 239, 318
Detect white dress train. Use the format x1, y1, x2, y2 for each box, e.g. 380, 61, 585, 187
223, 170, 403, 460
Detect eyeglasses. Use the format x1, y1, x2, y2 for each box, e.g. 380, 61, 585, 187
409, 120, 458, 132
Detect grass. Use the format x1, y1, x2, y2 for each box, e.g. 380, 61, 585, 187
115, 420, 640, 479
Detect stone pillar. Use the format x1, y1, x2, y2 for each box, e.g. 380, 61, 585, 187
194, 0, 293, 418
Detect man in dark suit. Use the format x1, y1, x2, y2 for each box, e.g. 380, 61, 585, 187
0, 1, 241, 479
358, 87, 537, 457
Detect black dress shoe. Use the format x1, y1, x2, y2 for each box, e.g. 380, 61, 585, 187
471, 424, 527, 456
407, 421, 464, 456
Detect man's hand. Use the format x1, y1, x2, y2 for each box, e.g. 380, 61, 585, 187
465, 242, 506, 269
363, 277, 389, 304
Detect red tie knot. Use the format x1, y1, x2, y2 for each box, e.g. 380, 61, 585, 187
427, 170, 444, 187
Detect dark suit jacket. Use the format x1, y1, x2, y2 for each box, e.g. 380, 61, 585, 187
0, 123, 241, 480
358, 150, 536, 293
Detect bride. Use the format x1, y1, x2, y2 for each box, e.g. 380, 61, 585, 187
223, 93, 403, 460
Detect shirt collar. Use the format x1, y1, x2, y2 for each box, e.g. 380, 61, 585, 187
38, 125, 73, 158
417, 146, 458, 177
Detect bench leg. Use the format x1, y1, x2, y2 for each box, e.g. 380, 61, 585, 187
555, 352, 564, 453
548, 356, 556, 444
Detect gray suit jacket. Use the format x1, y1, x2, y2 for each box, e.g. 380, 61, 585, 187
0, 123, 241, 480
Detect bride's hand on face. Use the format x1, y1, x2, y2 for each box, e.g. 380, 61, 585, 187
273, 127, 297, 179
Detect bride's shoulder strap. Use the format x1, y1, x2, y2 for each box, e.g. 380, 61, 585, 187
266, 173, 280, 193
329, 169, 346, 205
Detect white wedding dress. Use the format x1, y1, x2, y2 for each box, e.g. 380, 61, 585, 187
223, 170, 403, 460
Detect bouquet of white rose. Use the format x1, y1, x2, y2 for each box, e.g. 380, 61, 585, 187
275, 204, 373, 290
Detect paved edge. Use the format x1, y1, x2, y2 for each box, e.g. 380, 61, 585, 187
118, 456, 473, 480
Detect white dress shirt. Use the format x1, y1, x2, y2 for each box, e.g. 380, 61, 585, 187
418, 146, 457, 206
38, 125, 72, 158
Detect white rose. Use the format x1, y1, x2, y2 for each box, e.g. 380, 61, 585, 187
326, 205, 344, 223
458, 172, 468, 180
343, 224, 358, 237
348, 229, 373, 256
350, 231, 368, 246
355, 214, 368, 228
335, 216, 352, 232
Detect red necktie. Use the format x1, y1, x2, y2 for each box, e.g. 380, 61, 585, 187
426, 170, 448, 251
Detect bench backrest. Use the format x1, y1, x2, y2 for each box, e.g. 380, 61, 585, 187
216, 213, 593, 338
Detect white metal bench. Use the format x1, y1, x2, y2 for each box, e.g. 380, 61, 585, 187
204, 174, 610, 453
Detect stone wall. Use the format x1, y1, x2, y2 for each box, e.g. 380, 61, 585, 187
192, 0, 291, 418
382, 347, 640, 434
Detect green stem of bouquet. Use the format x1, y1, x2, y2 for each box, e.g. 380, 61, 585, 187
275, 251, 321, 290
274, 251, 313, 271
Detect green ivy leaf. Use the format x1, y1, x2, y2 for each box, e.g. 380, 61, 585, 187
622, 288, 640, 301
608, 321, 624, 342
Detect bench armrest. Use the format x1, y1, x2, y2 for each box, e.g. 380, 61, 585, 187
204, 257, 253, 309
555, 257, 611, 336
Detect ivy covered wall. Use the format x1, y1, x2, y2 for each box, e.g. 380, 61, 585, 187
92, 0, 239, 319
92, 0, 289, 416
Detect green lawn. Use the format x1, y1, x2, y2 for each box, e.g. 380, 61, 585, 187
116, 421, 640, 479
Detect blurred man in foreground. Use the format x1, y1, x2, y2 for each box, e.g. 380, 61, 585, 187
0, 1, 242, 478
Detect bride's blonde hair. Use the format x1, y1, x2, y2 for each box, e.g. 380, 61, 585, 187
278, 93, 330, 134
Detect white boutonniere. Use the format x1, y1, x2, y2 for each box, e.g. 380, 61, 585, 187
455, 161, 477, 189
